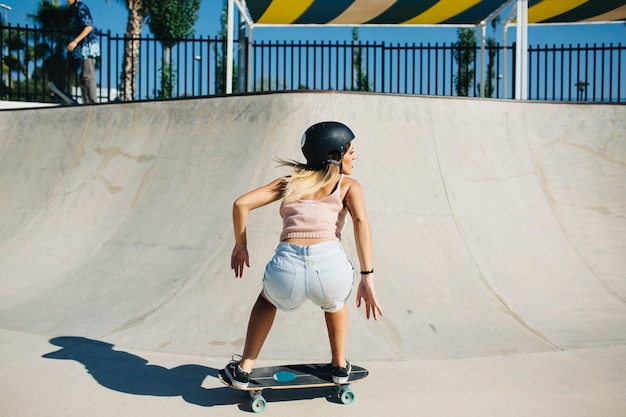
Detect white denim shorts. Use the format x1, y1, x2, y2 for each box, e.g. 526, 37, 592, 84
263, 241, 354, 313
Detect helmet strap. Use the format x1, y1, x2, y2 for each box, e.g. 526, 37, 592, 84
327, 159, 342, 169
327, 150, 345, 170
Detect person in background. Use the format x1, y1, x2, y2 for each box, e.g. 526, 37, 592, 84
66, 0, 99, 104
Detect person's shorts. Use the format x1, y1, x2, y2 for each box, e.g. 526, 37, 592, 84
263, 241, 354, 313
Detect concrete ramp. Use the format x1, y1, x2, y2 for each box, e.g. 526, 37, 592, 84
1, 92, 625, 416
1, 92, 625, 361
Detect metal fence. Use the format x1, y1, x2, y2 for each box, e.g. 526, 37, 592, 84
528, 43, 624, 102
1, 24, 624, 104
251, 40, 512, 97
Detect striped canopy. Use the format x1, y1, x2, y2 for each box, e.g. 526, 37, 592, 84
244, 0, 626, 26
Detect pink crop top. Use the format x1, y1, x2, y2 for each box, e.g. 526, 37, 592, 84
279, 175, 348, 242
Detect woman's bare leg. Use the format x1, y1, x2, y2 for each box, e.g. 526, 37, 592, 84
239, 293, 277, 371
325, 304, 349, 367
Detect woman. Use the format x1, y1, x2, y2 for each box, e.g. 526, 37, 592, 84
224, 121, 383, 388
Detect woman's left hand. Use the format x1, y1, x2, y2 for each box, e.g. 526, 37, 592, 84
356, 275, 383, 320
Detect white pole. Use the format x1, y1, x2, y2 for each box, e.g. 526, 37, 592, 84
503, 23, 508, 99
515, 0, 528, 100
503, 4, 517, 100
0, 4, 11, 25
233, 0, 254, 93
226, 0, 234, 94
480, 21, 486, 97
520, 0, 528, 99
247, 26, 253, 93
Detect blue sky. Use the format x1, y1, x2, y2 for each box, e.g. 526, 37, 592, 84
2, 0, 625, 47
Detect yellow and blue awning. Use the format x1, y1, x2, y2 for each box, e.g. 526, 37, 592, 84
243, 0, 626, 26
226, 0, 625, 96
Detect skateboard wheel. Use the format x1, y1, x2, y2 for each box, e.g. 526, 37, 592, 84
339, 387, 355, 405
250, 395, 267, 413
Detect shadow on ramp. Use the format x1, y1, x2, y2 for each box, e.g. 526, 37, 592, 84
42, 336, 341, 411
42, 336, 237, 407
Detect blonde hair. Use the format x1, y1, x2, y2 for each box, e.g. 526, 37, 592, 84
275, 159, 341, 204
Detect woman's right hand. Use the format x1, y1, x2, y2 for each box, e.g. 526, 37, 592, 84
231, 244, 250, 278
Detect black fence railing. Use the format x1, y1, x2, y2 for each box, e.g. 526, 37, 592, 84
250, 40, 512, 97
1, 24, 624, 104
105, 31, 226, 100
528, 42, 624, 102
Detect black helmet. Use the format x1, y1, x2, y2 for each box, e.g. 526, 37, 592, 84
300, 121, 355, 169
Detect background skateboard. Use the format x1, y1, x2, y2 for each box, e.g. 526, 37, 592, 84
48, 81, 79, 105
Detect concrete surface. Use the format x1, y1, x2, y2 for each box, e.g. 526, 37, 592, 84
1, 92, 625, 416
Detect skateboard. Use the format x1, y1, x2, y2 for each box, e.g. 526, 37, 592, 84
218, 363, 368, 413
48, 81, 79, 105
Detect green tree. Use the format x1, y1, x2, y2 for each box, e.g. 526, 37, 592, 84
144, 0, 200, 98
453, 27, 476, 97
483, 18, 500, 98
144, 0, 200, 48
29, 0, 73, 32
2, 26, 30, 99
351, 28, 370, 92
156, 62, 176, 98
29, 0, 76, 93
484, 37, 497, 97
2, 0, 76, 101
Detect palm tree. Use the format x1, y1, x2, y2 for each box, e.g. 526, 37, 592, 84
1, 29, 29, 99
115, 0, 147, 101
29, 1, 76, 94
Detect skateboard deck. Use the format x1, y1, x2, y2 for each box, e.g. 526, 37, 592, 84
48, 81, 79, 105
218, 363, 368, 413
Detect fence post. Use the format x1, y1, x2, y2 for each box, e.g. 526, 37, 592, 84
514, 0, 528, 100
480, 21, 486, 97
226, 0, 234, 94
